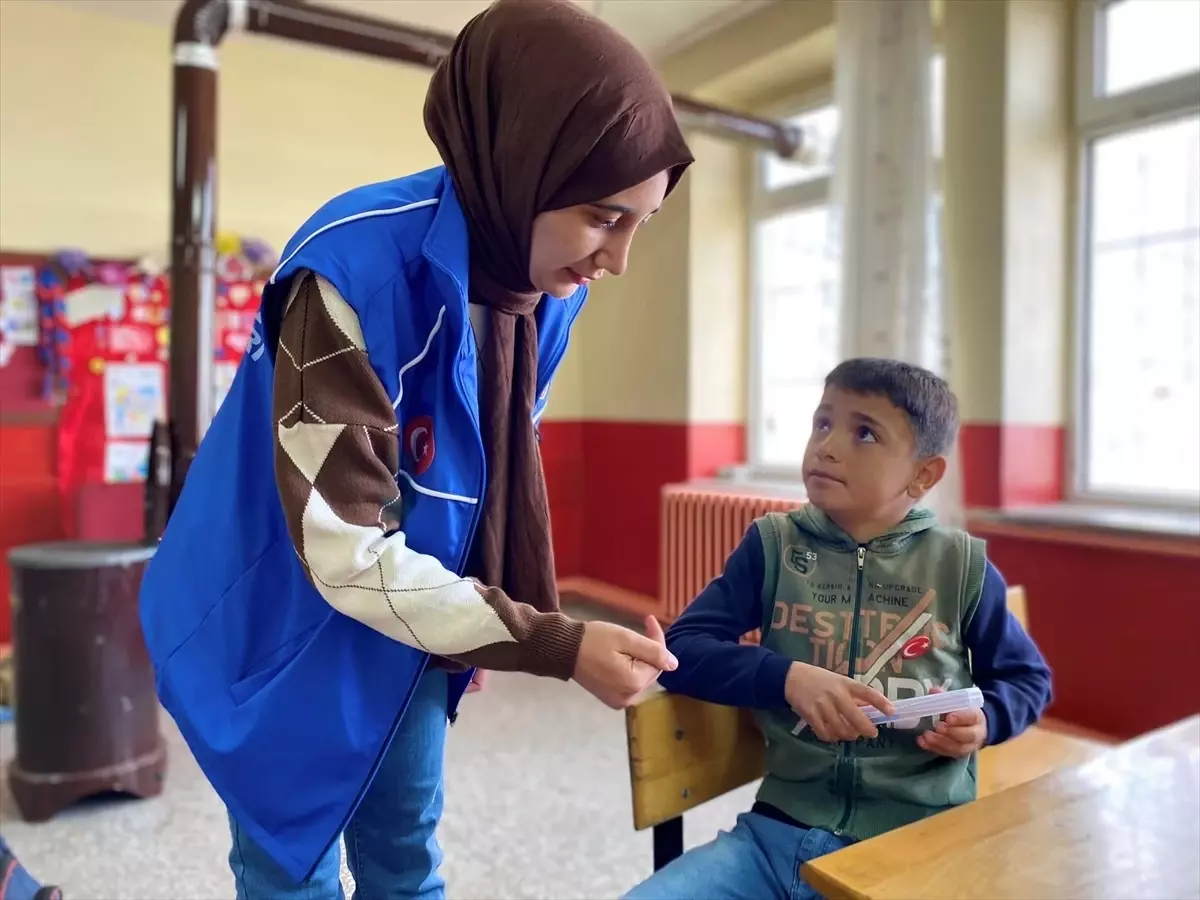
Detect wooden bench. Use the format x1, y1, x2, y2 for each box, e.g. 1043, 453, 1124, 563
624, 586, 1113, 871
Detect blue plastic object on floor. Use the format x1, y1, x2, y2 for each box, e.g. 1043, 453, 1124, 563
1, 833, 64, 900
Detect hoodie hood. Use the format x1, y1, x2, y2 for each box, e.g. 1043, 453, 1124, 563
789, 504, 938, 554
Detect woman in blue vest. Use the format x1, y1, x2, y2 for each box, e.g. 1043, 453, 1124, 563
138, 0, 693, 896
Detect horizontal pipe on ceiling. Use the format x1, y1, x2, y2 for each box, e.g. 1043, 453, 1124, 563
179, 0, 802, 157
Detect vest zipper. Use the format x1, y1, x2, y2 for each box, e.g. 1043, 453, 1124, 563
833, 544, 867, 836
446, 337, 488, 728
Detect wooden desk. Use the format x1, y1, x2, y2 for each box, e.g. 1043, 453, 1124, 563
976, 723, 1110, 798
803, 715, 1200, 900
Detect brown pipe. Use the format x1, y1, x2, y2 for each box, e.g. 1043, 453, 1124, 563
223, 0, 799, 152
159, 0, 224, 523
156, 0, 799, 524
672, 96, 800, 159
242, 0, 453, 68
235, 0, 800, 154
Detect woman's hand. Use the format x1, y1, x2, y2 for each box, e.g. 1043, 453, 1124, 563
573, 616, 678, 709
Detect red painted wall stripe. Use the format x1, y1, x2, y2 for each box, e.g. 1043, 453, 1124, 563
959, 422, 1065, 509
975, 521, 1199, 739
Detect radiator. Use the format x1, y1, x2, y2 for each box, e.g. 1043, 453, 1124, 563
659, 482, 800, 622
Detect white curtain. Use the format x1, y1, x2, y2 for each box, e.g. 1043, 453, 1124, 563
827, 0, 964, 526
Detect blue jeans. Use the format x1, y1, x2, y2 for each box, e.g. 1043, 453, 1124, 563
623, 812, 853, 900
228, 667, 450, 900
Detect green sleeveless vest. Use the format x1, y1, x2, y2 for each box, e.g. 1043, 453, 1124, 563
753, 505, 986, 840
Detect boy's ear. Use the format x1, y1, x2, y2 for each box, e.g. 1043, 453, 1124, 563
907, 454, 947, 500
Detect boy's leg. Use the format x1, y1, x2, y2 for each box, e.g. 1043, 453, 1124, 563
790, 827, 854, 900
227, 812, 344, 900
344, 666, 449, 900
622, 813, 794, 900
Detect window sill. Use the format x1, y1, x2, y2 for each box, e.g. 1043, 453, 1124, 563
968, 503, 1200, 559
713, 465, 808, 501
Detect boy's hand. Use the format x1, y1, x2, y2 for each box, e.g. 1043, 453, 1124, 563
918, 686, 987, 757
786, 662, 894, 742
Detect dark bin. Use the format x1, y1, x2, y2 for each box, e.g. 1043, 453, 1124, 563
7, 541, 166, 821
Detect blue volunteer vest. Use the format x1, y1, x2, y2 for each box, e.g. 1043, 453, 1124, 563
139, 166, 586, 882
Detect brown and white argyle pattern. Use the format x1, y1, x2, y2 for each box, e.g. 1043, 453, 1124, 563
272, 271, 582, 678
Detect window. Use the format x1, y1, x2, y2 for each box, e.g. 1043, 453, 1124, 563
748, 57, 944, 473
1099, 0, 1200, 96
1075, 0, 1200, 505
752, 206, 841, 468
748, 102, 841, 472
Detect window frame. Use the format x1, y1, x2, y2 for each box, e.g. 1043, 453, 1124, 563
1070, 0, 1200, 508
746, 59, 946, 478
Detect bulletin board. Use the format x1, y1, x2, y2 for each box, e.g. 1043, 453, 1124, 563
0, 248, 264, 534
0, 250, 70, 419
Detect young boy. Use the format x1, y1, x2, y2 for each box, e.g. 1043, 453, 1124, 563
624, 358, 1052, 900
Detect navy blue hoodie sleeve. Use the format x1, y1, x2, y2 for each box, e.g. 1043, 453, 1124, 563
658, 525, 794, 710
964, 560, 1054, 745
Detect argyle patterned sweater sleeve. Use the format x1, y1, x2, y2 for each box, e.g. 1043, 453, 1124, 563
271, 271, 585, 679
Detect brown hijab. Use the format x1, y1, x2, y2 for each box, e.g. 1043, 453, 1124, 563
424, 0, 693, 615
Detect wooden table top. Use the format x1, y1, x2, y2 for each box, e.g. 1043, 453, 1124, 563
802, 715, 1200, 900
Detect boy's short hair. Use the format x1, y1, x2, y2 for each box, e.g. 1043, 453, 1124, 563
825, 358, 959, 457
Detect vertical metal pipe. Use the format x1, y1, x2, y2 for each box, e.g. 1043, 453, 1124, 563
168, 50, 218, 509
157, 0, 228, 525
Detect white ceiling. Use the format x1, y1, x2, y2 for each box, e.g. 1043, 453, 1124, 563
48, 0, 770, 60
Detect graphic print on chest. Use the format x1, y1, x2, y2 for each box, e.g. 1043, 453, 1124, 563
775, 580, 961, 735
784, 544, 819, 577
770, 584, 952, 681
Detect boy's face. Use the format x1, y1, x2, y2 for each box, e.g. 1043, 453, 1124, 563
801, 386, 945, 528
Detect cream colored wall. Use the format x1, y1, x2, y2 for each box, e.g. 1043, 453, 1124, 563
1001, 0, 1071, 428
543, 330, 586, 419
568, 132, 749, 425
0, 0, 441, 257
661, 0, 834, 98
686, 133, 748, 424
0, 0, 597, 419
576, 173, 692, 422
943, 0, 1008, 423
943, 0, 1072, 426
0, 0, 172, 257
0, 0, 779, 430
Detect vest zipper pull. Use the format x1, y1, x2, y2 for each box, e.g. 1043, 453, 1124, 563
857, 546, 866, 569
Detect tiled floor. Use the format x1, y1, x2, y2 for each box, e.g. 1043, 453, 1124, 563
0, 607, 757, 899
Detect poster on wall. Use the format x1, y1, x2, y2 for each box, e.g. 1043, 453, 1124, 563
47, 246, 266, 514
0, 265, 38, 366
104, 440, 151, 484
103, 362, 165, 440
52, 268, 167, 492
213, 277, 264, 412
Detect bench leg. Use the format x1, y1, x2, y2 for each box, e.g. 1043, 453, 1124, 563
652, 816, 684, 871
